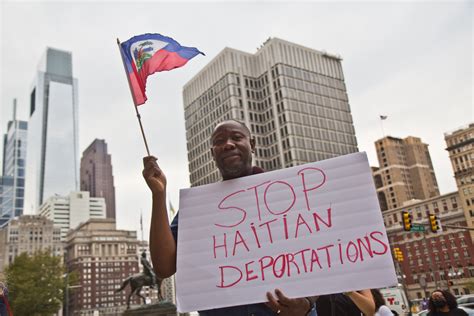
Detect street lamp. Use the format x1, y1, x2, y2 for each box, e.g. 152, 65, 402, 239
397, 274, 407, 287
63, 273, 81, 316
446, 267, 463, 291
448, 269, 463, 279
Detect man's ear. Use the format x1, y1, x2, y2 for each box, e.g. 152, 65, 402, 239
210, 147, 216, 160
250, 137, 256, 152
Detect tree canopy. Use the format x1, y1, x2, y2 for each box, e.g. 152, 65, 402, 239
5, 251, 67, 316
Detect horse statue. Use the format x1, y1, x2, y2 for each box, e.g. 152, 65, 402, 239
116, 273, 163, 309
117, 251, 164, 309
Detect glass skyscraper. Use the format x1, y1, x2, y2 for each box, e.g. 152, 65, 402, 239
24, 48, 79, 213
0, 99, 28, 226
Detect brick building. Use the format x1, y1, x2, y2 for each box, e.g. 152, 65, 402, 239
65, 219, 140, 315
384, 192, 474, 298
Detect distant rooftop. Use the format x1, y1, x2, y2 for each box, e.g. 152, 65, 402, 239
444, 123, 474, 137
37, 47, 73, 77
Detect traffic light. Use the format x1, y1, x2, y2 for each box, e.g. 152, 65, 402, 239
402, 211, 412, 231
393, 247, 404, 262
429, 214, 439, 233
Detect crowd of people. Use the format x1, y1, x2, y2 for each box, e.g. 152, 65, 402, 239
142, 119, 468, 316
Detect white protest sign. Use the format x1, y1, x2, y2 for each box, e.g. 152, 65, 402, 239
176, 152, 397, 312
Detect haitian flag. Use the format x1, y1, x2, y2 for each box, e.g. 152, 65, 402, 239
119, 33, 204, 106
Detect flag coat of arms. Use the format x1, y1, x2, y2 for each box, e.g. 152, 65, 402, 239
119, 33, 204, 106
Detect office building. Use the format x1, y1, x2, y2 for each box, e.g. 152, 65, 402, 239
24, 47, 79, 214
0, 99, 28, 226
373, 136, 439, 211
445, 123, 474, 241
183, 38, 358, 186
65, 219, 140, 315
0, 215, 63, 272
38, 191, 105, 240
80, 139, 116, 219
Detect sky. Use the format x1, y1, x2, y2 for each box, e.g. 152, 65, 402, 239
0, 1, 472, 241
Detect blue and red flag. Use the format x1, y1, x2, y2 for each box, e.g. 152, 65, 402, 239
119, 33, 204, 106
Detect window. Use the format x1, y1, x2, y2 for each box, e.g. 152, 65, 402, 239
451, 197, 458, 208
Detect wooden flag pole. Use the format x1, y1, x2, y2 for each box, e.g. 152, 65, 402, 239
117, 38, 151, 156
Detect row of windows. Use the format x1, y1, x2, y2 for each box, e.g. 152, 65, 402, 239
284, 99, 352, 123
187, 101, 232, 158
384, 196, 458, 227
446, 131, 473, 148
276, 63, 345, 90
243, 72, 269, 89
453, 152, 474, 172
457, 175, 474, 186
279, 76, 348, 102
189, 111, 234, 184
408, 250, 470, 268
185, 73, 235, 116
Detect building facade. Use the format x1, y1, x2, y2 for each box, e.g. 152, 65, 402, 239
24, 47, 79, 214
80, 139, 116, 219
39, 191, 105, 240
383, 192, 474, 299
0, 177, 14, 228
373, 136, 439, 211
183, 38, 358, 186
0, 99, 28, 226
65, 219, 140, 315
445, 123, 474, 241
0, 215, 63, 273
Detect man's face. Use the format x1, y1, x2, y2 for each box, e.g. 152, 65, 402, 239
211, 121, 255, 180
431, 291, 445, 301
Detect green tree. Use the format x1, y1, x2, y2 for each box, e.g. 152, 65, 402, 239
5, 251, 68, 316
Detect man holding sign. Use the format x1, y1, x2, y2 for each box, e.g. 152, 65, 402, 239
143, 120, 316, 315
144, 120, 396, 315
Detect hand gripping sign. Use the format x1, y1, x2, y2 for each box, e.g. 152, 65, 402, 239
176, 152, 397, 312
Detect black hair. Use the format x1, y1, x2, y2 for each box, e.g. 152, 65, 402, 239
428, 289, 458, 311
371, 289, 386, 311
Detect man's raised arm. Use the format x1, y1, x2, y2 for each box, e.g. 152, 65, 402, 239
143, 156, 177, 278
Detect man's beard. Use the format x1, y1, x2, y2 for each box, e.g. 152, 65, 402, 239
219, 158, 251, 179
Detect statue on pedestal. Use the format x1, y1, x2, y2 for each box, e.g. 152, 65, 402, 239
117, 251, 164, 309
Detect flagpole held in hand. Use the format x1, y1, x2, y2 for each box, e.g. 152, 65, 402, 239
117, 38, 151, 156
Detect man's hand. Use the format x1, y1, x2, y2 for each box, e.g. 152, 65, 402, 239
266, 289, 311, 316
142, 156, 167, 196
